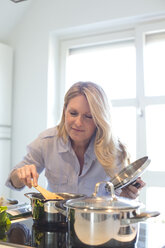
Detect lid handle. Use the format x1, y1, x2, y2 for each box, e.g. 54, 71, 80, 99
93, 181, 117, 200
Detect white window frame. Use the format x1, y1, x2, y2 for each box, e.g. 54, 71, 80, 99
47, 15, 165, 206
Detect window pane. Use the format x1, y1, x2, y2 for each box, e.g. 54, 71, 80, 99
66, 41, 136, 99
146, 187, 165, 222
145, 186, 165, 247
146, 105, 165, 171
144, 32, 165, 96
112, 106, 136, 161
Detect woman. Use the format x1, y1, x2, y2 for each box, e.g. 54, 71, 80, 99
6, 82, 145, 198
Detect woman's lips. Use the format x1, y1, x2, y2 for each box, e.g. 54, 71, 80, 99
72, 127, 84, 132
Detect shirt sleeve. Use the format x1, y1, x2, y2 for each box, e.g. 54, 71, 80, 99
5, 135, 45, 190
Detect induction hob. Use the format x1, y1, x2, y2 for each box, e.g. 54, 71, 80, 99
0, 216, 148, 248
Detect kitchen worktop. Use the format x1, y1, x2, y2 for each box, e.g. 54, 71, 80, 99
0, 216, 165, 248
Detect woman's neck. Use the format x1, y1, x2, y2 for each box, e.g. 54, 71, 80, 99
71, 140, 90, 175
71, 139, 90, 154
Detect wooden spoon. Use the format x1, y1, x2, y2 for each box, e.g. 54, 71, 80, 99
32, 183, 64, 200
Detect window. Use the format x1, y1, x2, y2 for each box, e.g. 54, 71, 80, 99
49, 18, 165, 222
145, 32, 165, 96
144, 31, 165, 222
66, 40, 137, 159
66, 40, 136, 99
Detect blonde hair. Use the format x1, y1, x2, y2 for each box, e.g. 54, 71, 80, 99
57, 81, 129, 176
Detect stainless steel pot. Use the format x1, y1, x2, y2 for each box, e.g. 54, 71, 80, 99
55, 182, 159, 248
24, 192, 84, 227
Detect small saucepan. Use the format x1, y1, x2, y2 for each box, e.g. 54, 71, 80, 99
24, 192, 84, 227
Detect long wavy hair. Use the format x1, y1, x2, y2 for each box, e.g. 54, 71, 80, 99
57, 81, 129, 176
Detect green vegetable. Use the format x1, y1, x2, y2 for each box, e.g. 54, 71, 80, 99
0, 206, 11, 241
0, 206, 11, 225
33, 200, 44, 220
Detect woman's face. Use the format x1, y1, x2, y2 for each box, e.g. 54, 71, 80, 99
65, 94, 96, 147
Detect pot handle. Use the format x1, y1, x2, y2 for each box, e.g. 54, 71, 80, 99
24, 193, 31, 199
55, 200, 67, 217
121, 211, 160, 225
93, 181, 117, 200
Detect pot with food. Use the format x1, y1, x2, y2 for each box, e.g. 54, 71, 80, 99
24, 192, 84, 227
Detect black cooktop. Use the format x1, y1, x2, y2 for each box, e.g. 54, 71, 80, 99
0, 217, 162, 248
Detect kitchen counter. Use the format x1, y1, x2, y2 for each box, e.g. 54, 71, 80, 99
0, 216, 165, 248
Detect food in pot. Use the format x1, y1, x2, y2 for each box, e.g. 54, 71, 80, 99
24, 192, 84, 226
33, 198, 45, 221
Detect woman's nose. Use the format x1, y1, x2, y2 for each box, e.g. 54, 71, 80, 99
75, 115, 83, 126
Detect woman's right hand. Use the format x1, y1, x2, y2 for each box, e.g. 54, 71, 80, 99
11, 164, 39, 188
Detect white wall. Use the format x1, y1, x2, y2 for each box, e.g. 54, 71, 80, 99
0, 43, 13, 198
6, 0, 165, 201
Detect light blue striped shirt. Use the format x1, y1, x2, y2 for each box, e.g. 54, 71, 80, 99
6, 127, 122, 196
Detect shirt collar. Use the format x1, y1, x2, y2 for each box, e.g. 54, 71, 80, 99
57, 134, 97, 161
85, 134, 96, 161
57, 136, 72, 153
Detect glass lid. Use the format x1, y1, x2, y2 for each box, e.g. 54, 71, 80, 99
65, 182, 141, 211
110, 156, 150, 190
65, 196, 141, 211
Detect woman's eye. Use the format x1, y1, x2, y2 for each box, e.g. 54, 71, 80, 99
85, 115, 92, 119
70, 112, 77, 116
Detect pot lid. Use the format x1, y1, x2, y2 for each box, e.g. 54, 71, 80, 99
110, 156, 150, 190
65, 195, 141, 211
65, 182, 141, 211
